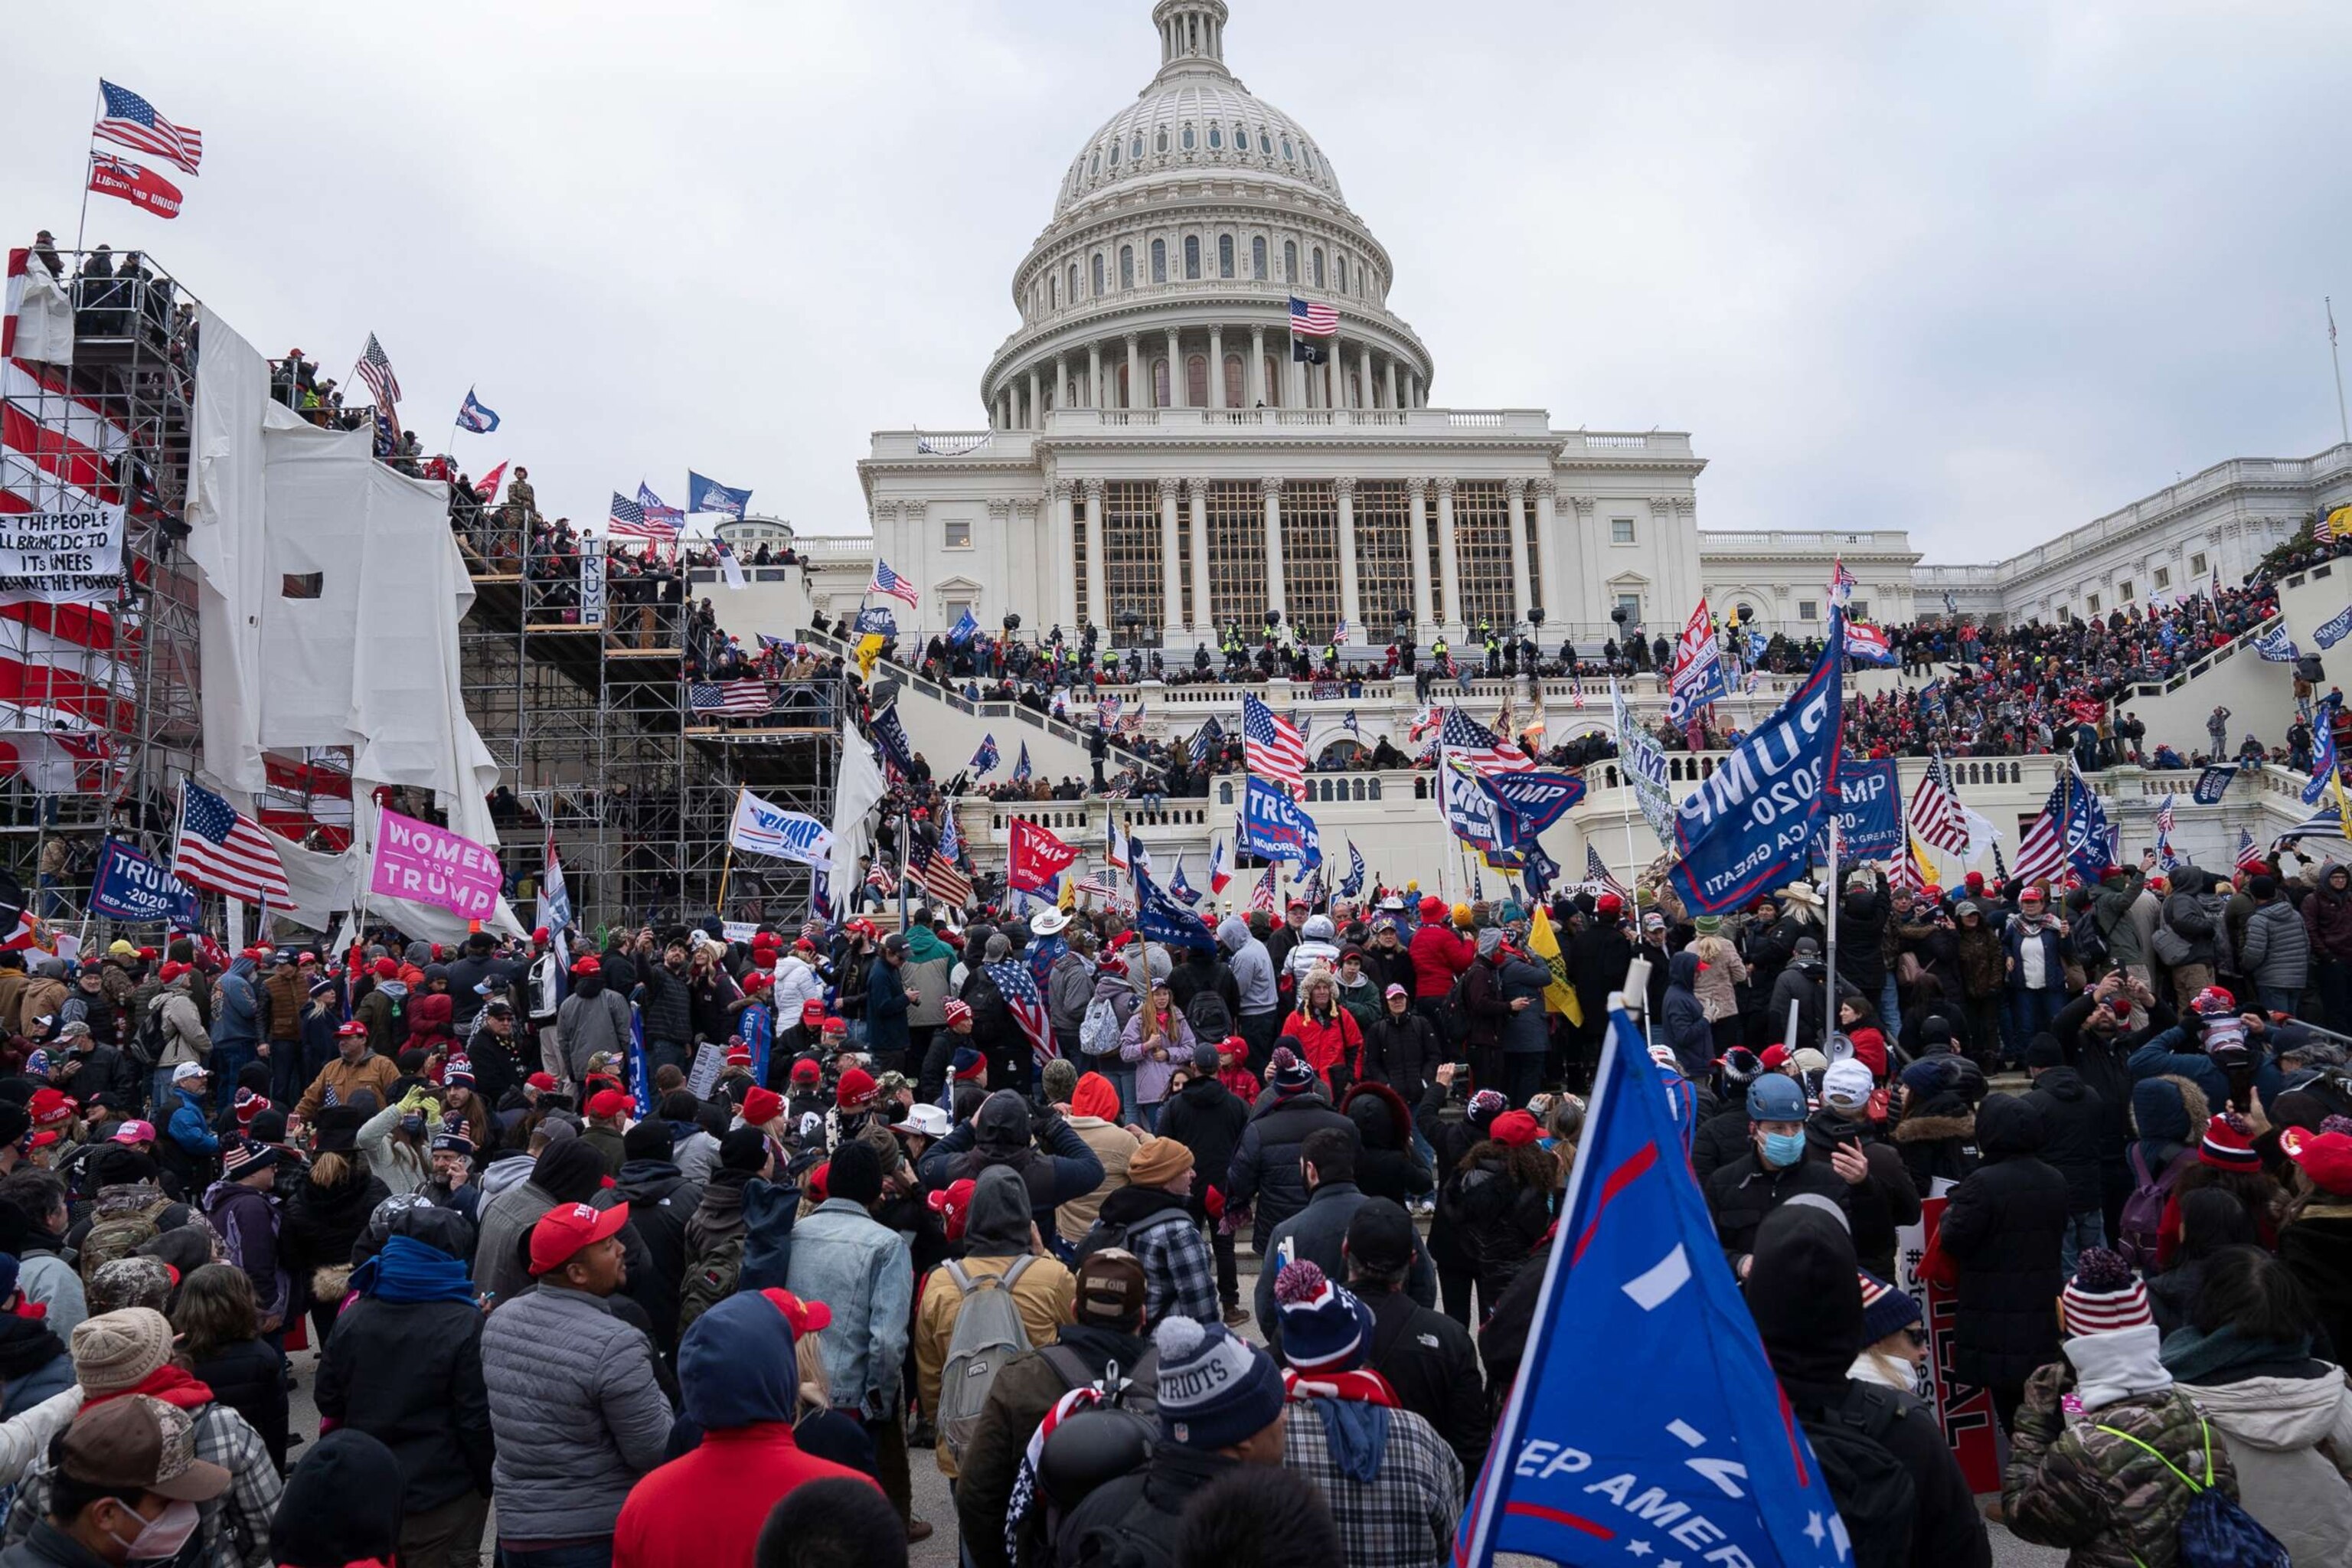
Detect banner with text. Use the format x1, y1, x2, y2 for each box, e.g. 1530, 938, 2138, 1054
727, 789, 834, 866
87, 837, 204, 926
1242, 775, 1324, 870
1819, 756, 1903, 864
0, 502, 127, 604
368, 808, 504, 920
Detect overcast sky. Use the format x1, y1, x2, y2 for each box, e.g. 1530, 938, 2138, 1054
11, 1, 2349, 563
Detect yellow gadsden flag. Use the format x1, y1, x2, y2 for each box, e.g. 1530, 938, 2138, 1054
1527, 903, 1583, 1027
854, 633, 887, 680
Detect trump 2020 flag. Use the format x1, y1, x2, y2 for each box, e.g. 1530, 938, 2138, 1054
456, 387, 499, 433
1458, 1005, 1847, 1567
687, 471, 752, 519
1667, 613, 1844, 915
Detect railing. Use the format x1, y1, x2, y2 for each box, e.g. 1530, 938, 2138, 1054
1703, 529, 1918, 554
1030, 406, 1578, 440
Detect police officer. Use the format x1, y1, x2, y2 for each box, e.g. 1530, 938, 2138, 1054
1484, 632, 1502, 677
1431, 633, 1450, 670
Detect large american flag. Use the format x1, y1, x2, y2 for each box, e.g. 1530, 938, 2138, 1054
95, 81, 203, 175
1909, 752, 1971, 856
2154, 794, 2178, 869
1439, 707, 1531, 774
987, 960, 1056, 1062
1242, 693, 1307, 795
1586, 844, 1632, 903
2014, 773, 2068, 885
355, 334, 400, 423
607, 492, 679, 547
910, 839, 972, 910
868, 559, 920, 608
171, 780, 290, 903
1289, 296, 1338, 338
2235, 828, 2268, 874
689, 681, 773, 717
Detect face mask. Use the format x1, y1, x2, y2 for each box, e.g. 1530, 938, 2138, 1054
108, 1499, 201, 1563
1759, 1130, 1808, 1169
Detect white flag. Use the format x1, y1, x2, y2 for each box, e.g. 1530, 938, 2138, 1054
828, 721, 889, 904
730, 788, 834, 866
1962, 805, 2002, 865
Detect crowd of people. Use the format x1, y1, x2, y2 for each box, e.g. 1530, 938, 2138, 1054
0, 818, 2345, 1565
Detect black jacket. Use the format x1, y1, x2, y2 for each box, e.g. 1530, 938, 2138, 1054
1157, 1076, 1248, 1214
191, 1338, 290, 1473
1892, 1093, 1979, 1191
1801, 1110, 1920, 1280
1442, 1152, 1553, 1302
612, 1158, 701, 1354
1253, 1181, 1436, 1358
1361, 1009, 1440, 1103
1704, 1152, 1854, 1269
2023, 1067, 2105, 1213
283, 1171, 394, 1274
1835, 881, 1892, 995
1691, 1106, 1753, 1187
1341, 1083, 1433, 1207
1569, 920, 1635, 1028
315, 1292, 496, 1511
1476, 1236, 1553, 1392
1224, 1087, 1357, 1252
2278, 1201, 2352, 1368
1933, 1093, 2068, 1391
1416, 1081, 1484, 1270
1365, 1285, 1488, 1478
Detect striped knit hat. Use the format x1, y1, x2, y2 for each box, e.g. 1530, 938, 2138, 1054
1857, 1269, 1922, 1346
2060, 1248, 2151, 1336
2199, 1112, 2262, 1171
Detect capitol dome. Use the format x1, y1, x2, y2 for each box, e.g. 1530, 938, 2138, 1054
982, 0, 1431, 428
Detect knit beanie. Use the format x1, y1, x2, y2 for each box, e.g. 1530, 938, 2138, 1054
1857, 1270, 1922, 1346
1272, 1261, 1374, 1374
71, 1307, 174, 1394
2198, 1112, 2262, 1171
1125, 1137, 1194, 1189
2060, 1248, 2152, 1336
827, 1138, 884, 1206
1152, 1315, 1285, 1451
1465, 1088, 1506, 1134
1268, 1047, 1315, 1096
270, 1430, 404, 1568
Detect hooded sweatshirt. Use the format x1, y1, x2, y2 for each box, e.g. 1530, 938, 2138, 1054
2164, 1328, 2352, 1566
1217, 916, 1278, 1017
1059, 1073, 1139, 1243
914, 1167, 1075, 1476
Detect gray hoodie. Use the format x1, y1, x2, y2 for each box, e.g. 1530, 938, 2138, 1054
1218, 916, 1278, 1017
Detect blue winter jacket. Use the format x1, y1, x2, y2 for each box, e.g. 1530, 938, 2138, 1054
864, 956, 911, 1056
2127, 1027, 2285, 1113
167, 1086, 220, 1157
2000, 918, 2069, 995
210, 958, 260, 1047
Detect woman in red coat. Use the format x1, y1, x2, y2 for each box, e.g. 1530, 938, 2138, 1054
1281, 966, 1363, 1097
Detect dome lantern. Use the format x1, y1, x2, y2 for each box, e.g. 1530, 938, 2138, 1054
1153, 0, 1230, 76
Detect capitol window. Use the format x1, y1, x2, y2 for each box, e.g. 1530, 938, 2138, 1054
2087, 593, 2102, 614
1335, 255, 1348, 292
2118, 580, 2135, 602
1252, 236, 1267, 279
1109, 141, 1119, 167
1281, 136, 1294, 160
1312, 247, 1325, 288
1132, 134, 1144, 160
1184, 236, 1200, 279
1304, 145, 1317, 174
1259, 129, 1272, 154
1207, 124, 1221, 149
944, 519, 972, 549
1093, 254, 1105, 295
1067, 263, 1078, 303
1090, 151, 1101, 175
1611, 517, 1635, 544
2154, 566, 2171, 589
1619, 593, 1645, 622
1218, 234, 1234, 278
1156, 126, 1169, 153
1283, 241, 1297, 282
2190, 551, 2207, 577
1120, 246, 1135, 289
1798, 599, 1818, 622
1152, 239, 1167, 283
1181, 124, 1196, 151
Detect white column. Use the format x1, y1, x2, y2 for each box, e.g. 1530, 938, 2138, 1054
1532, 478, 1559, 624
1408, 371, 1422, 408
1088, 341, 1102, 410
1187, 477, 1212, 633
1286, 341, 1304, 409
1165, 328, 1183, 408
1436, 477, 1462, 639
1124, 333, 1141, 410
1506, 477, 1531, 622
996, 390, 1010, 430
1083, 479, 1109, 630
1335, 475, 1361, 641
1262, 477, 1286, 620
1049, 483, 1076, 632
1207, 325, 1226, 410
1027, 368, 1041, 430
1407, 477, 1434, 637
1571, 495, 1600, 632
1360, 345, 1376, 413
1060, 355, 1074, 413
1157, 476, 1184, 636
1383, 357, 1399, 410
1248, 326, 1266, 407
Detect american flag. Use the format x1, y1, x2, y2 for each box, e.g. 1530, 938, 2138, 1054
987, 960, 1056, 1063
910, 839, 972, 909
355, 334, 401, 422
1189, 716, 1223, 766
864, 859, 897, 897
689, 681, 772, 717
1289, 296, 1338, 338
1242, 693, 1307, 796
1096, 694, 1121, 729
94, 81, 203, 175
1886, 838, 1926, 896
868, 559, 920, 608
1586, 844, 1631, 903
2014, 773, 2069, 885
1909, 753, 1971, 856
1828, 557, 1857, 608
1439, 707, 1530, 775
2154, 794, 2178, 869
1249, 863, 1279, 911
607, 492, 679, 547
2235, 828, 2267, 874
171, 780, 290, 903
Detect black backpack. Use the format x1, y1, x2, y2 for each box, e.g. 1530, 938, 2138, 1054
1795, 1382, 1917, 1568
1184, 988, 1232, 1044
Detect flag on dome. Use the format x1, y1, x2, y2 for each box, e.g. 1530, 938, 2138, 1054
868, 559, 920, 608
456, 387, 499, 433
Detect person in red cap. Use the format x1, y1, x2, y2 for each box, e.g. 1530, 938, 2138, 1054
582, 1089, 632, 1178
482, 1198, 673, 1567
612, 1289, 875, 1568
785, 1056, 828, 1126
557, 953, 634, 1093
354, 956, 410, 1060
1407, 895, 1474, 1037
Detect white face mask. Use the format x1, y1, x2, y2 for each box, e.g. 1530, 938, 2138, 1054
107, 1498, 201, 1562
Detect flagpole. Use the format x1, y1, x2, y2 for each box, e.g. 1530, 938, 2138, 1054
73, 85, 100, 258
717, 789, 742, 915
2330, 298, 2350, 446
1822, 815, 1841, 1057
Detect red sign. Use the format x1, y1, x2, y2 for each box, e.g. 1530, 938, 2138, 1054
1908, 1195, 2004, 1494
1007, 818, 1079, 894
87, 155, 182, 220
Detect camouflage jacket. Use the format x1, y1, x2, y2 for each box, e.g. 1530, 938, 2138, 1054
2002, 1362, 2238, 1568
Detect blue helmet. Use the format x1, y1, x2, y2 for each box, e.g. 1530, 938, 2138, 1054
1746, 1073, 1807, 1122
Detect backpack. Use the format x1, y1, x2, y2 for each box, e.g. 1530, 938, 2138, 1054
1795, 1382, 1917, 1568
1184, 988, 1232, 1044
2118, 1143, 2190, 1272
937, 1256, 1037, 1463
131, 995, 169, 1070
677, 1233, 745, 1334
2093, 1413, 2289, 1568
1074, 1204, 1194, 1265
80, 1196, 169, 1284
1436, 970, 1475, 1047
1080, 995, 1124, 1057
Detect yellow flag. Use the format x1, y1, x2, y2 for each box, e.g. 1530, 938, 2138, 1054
854, 633, 885, 679
1910, 832, 1938, 889
1057, 876, 1076, 912
2328, 501, 2352, 540
1528, 904, 1583, 1026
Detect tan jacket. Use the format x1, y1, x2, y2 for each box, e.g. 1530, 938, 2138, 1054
915, 1253, 1073, 1478
1688, 936, 1748, 1024
1057, 1116, 1144, 1243
147, 985, 208, 1068
295, 1051, 402, 1121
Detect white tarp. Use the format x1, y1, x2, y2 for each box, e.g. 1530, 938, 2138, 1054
260, 814, 526, 943
188, 308, 272, 795
7, 261, 74, 364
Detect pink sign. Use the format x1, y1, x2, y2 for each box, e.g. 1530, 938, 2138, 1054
369, 808, 503, 919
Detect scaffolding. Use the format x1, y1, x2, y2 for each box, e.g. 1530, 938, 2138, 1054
2, 246, 207, 916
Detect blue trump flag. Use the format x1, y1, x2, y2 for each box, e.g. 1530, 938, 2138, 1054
1133, 836, 1217, 953
2191, 763, 2238, 805
2305, 721, 2341, 808
1242, 775, 1323, 870
2315, 603, 2352, 651
1667, 615, 1846, 914
1820, 757, 1903, 864
1338, 839, 1366, 899
1458, 1005, 1847, 1567
687, 471, 753, 519
853, 605, 899, 639
88, 838, 205, 926
948, 606, 980, 646
2060, 763, 2115, 877
969, 734, 1000, 777
741, 999, 773, 1089
629, 1006, 652, 1118
870, 703, 917, 777
456, 387, 499, 433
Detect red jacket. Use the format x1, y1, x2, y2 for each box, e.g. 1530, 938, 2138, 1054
1281, 1006, 1362, 1083
613, 1423, 874, 1568
1408, 923, 1473, 998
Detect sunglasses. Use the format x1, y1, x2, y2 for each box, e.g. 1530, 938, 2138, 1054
1903, 1328, 1930, 1348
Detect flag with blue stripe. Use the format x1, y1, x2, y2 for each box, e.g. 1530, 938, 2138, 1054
456, 387, 499, 433
969, 734, 1000, 777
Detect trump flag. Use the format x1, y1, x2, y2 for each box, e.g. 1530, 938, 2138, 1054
1458, 1005, 1847, 1568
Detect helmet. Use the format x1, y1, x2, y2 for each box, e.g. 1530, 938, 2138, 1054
1745, 1074, 1807, 1123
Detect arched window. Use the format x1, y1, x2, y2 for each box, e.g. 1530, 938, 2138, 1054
1304, 145, 1317, 175
1067, 263, 1078, 302
1151, 239, 1167, 283
1089, 151, 1100, 176
1283, 240, 1298, 282
1184, 235, 1200, 279
1119, 245, 1135, 289
1181, 123, 1196, 151
1235, 123, 1248, 153
1281, 136, 1294, 160
1367, 779, 1382, 801
1335, 255, 1347, 292
1187, 354, 1208, 407
1093, 253, 1105, 296
1259, 129, 1272, 155
1312, 247, 1325, 288
1048, 275, 1057, 309
1131, 134, 1144, 160
1223, 354, 1245, 408
1155, 126, 1169, 153
1152, 358, 1171, 407
1207, 123, 1221, 149
1109, 139, 1119, 167
1252, 236, 1268, 279
1218, 234, 1233, 278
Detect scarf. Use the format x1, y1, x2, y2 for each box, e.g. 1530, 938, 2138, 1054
1006, 1384, 1103, 1563
2157, 1322, 2314, 1384
351, 1234, 480, 1306
1281, 1367, 1397, 1483
0, 1312, 64, 1381
87, 1364, 214, 1413
2063, 1324, 2174, 1413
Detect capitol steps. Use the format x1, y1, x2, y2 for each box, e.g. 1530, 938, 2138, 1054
2114, 559, 2344, 757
